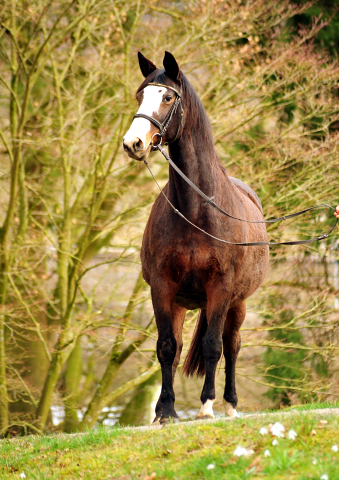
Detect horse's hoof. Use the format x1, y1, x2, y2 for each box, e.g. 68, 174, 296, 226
223, 399, 239, 418
196, 412, 215, 420
160, 415, 179, 425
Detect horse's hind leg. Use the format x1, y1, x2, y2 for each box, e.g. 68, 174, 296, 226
222, 301, 246, 418
196, 302, 228, 420
152, 287, 186, 424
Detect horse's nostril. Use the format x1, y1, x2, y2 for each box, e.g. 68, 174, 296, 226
134, 138, 143, 151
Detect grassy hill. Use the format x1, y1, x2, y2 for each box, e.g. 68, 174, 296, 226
1, 404, 339, 480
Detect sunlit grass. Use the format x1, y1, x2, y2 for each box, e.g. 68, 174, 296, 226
1, 405, 339, 479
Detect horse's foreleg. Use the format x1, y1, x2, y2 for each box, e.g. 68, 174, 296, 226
152, 287, 185, 424
196, 303, 227, 420
222, 301, 246, 418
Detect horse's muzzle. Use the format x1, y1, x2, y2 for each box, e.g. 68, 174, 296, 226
122, 137, 151, 161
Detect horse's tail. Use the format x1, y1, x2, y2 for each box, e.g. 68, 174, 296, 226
182, 309, 207, 377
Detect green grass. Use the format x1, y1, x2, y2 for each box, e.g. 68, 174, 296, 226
1, 406, 339, 479
281, 401, 339, 412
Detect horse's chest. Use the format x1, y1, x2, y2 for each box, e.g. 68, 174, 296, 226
159, 247, 222, 310
160, 246, 218, 278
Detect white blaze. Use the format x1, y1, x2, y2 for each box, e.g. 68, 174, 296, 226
123, 85, 167, 147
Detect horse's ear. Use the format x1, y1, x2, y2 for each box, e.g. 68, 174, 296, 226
163, 51, 182, 84
138, 52, 157, 78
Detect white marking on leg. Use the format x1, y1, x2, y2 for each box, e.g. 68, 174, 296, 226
223, 399, 239, 418
196, 399, 215, 419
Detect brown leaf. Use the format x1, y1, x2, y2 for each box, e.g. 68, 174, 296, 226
249, 455, 262, 469
144, 473, 156, 480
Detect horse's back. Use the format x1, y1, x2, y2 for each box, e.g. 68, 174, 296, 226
229, 177, 263, 214
219, 164, 263, 213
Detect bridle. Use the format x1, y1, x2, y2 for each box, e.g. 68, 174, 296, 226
133, 83, 184, 146
137, 82, 338, 246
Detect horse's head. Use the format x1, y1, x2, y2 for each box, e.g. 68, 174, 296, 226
123, 51, 183, 161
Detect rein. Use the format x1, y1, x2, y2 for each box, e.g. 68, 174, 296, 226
138, 81, 338, 246
144, 145, 338, 247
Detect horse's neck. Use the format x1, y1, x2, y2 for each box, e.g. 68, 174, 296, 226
168, 126, 228, 220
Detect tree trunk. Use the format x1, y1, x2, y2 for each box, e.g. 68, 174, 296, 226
118, 370, 161, 426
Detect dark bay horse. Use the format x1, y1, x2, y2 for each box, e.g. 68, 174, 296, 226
123, 51, 269, 424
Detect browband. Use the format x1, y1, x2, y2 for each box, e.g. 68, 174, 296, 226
147, 83, 182, 97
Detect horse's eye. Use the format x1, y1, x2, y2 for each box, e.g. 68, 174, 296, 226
164, 95, 172, 102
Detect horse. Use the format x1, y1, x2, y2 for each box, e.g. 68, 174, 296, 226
123, 51, 269, 424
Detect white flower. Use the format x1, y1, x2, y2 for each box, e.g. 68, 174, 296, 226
313, 459, 318, 465
264, 449, 271, 457
19, 474, 26, 479
331, 445, 338, 452
234, 446, 248, 457
233, 446, 254, 457
272, 439, 278, 446
288, 429, 297, 440
259, 427, 268, 435
320, 475, 329, 480
206, 463, 215, 470
270, 422, 285, 438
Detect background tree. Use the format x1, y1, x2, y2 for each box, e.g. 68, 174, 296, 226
0, 0, 338, 435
